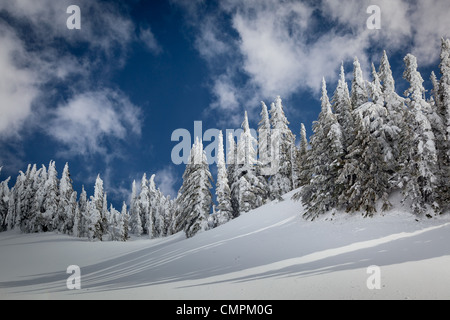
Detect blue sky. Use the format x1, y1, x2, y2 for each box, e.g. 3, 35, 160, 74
0, 0, 449, 208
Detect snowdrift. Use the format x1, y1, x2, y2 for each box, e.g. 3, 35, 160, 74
1, 189, 450, 300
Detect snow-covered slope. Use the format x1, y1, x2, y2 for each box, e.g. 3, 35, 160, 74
1, 189, 450, 300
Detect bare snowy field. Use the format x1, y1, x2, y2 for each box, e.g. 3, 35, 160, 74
1, 190, 450, 300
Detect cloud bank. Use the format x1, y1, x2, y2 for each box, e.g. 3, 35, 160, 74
174, 0, 450, 123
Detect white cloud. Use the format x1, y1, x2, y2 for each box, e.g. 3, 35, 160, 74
155, 166, 179, 199
47, 90, 142, 157
139, 26, 162, 54
0, 28, 38, 137
176, 0, 450, 122
0, 0, 145, 153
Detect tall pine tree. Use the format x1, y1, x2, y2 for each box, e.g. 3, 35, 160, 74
173, 137, 213, 238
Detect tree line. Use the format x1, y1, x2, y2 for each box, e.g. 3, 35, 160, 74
0, 39, 449, 239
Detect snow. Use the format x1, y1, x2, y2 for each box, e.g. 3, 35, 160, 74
1, 189, 450, 300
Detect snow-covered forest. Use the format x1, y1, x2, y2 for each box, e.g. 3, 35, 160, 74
1, 39, 449, 241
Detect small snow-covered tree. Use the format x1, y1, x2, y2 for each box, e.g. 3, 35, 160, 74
88, 175, 105, 240
173, 137, 213, 238
55, 163, 75, 234
66, 191, 77, 235
107, 204, 121, 241
215, 130, 233, 226
120, 201, 129, 241
226, 131, 239, 217
29, 165, 47, 233
231, 112, 268, 214
72, 200, 81, 238
41, 161, 59, 232
129, 179, 143, 236
138, 173, 151, 236
268, 97, 296, 199
0, 168, 10, 231
78, 186, 88, 237
296, 123, 310, 187
332, 64, 354, 152
258, 101, 271, 173
351, 57, 368, 109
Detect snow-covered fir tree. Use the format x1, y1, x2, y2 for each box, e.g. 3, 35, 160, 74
296, 78, 344, 220
332, 64, 354, 152
173, 137, 213, 238
337, 65, 392, 216
378, 51, 405, 183
129, 179, 143, 236
351, 57, 368, 109
29, 165, 47, 233
226, 131, 239, 217
72, 200, 81, 238
138, 173, 151, 236
55, 163, 75, 234
268, 96, 296, 200
215, 130, 233, 226
231, 112, 268, 213
401, 54, 440, 215
437, 38, 450, 211
120, 202, 129, 241
148, 174, 160, 238
258, 101, 271, 174
88, 174, 106, 241
0, 168, 10, 231
41, 161, 59, 232
78, 186, 88, 237
296, 123, 310, 187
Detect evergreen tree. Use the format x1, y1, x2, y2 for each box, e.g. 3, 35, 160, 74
351, 57, 368, 109
73, 200, 81, 238
16, 165, 38, 233
296, 123, 310, 187
173, 137, 213, 238
107, 204, 120, 241
258, 101, 272, 174
378, 51, 405, 183
120, 201, 129, 241
401, 54, 440, 214
78, 186, 88, 237
129, 179, 143, 236
138, 173, 151, 236
332, 64, 354, 152
66, 191, 77, 235
296, 78, 344, 220
437, 38, 450, 211
148, 174, 159, 238
226, 131, 239, 217
0, 168, 10, 231
232, 112, 268, 213
88, 174, 106, 240
55, 163, 75, 234
29, 165, 47, 233
41, 161, 59, 232
338, 65, 392, 216
215, 130, 233, 226
268, 96, 296, 199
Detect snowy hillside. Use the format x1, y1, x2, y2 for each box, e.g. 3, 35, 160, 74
1, 189, 450, 300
